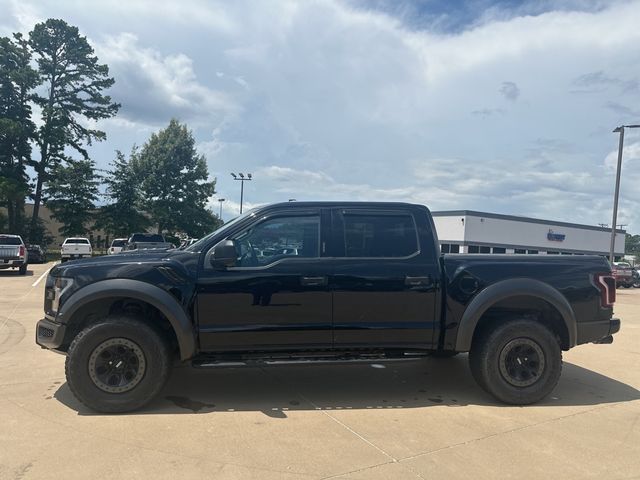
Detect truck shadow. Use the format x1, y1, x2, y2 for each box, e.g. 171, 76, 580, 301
0, 270, 34, 277
54, 356, 640, 416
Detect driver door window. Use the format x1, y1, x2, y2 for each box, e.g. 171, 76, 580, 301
233, 215, 320, 267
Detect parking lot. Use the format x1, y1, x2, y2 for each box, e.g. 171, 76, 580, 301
0, 262, 639, 480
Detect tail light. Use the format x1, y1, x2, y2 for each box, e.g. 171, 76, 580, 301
594, 272, 616, 308
19, 245, 25, 257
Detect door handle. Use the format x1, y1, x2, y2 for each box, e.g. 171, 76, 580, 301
405, 276, 433, 288
301, 276, 328, 286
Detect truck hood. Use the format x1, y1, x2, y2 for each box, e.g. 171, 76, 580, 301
50, 249, 197, 279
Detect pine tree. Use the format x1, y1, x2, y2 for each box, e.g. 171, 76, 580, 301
28, 19, 119, 238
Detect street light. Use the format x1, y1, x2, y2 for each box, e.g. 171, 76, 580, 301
609, 124, 640, 263
231, 172, 252, 214
217, 198, 225, 220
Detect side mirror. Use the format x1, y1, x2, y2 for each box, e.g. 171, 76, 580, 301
210, 240, 238, 269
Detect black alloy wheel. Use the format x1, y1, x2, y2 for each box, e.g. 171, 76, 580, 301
88, 338, 147, 393
498, 338, 545, 387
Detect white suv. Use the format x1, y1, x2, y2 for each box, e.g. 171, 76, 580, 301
61, 237, 92, 262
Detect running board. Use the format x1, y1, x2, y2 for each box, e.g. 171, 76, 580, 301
192, 352, 429, 369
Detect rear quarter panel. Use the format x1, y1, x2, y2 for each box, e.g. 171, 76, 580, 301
441, 254, 612, 349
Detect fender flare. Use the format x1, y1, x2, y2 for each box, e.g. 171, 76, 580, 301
454, 278, 577, 351
57, 279, 196, 360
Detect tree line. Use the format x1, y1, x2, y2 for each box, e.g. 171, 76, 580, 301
0, 19, 220, 245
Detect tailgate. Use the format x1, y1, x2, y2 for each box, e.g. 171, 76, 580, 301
0, 245, 20, 259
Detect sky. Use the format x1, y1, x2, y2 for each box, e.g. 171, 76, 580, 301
2, 0, 640, 232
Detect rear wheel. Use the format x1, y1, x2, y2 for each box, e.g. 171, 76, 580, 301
469, 319, 562, 405
65, 317, 171, 413
18, 264, 27, 275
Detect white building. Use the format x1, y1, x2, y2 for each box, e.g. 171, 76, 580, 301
432, 210, 625, 257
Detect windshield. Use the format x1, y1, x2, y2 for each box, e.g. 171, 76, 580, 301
112, 239, 127, 247
0, 236, 22, 245
185, 209, 256, 252
65, 238, 89, 244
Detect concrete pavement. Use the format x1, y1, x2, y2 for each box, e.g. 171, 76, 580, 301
1, 262, 638, 479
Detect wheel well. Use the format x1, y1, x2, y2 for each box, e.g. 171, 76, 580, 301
471, 295, 570, 350
61, 297, 180, 357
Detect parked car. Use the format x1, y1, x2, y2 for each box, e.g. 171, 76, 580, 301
108, 238, 128, 255
60, 237, 92, 262
26, 244, 46, 264
178, 238, 199, 249
36, 201, 620, 413
612, 261, 634, 288
0, 234, 28, 274
126, 233, 173, 251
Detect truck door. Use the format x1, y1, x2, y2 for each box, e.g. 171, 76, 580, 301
329, 207, 440, 349
196, 209, 333, 351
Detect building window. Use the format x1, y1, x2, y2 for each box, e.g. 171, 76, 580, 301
468, 245, 480, 253
561, 252, 572, 255
492, 247, 506, 254
450, 244, 460, 253
479, 246, 491, 253
547, 251, 559, 255
514, 249, 526, 254
441, 243, 450, 253
527, 250, 539, 254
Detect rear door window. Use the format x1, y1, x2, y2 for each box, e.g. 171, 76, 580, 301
341, 212, 419, 258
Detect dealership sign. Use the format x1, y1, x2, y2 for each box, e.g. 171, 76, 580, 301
547, 229, 566, 242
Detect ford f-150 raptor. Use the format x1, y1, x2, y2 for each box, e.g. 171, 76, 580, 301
35, 202, 620, 412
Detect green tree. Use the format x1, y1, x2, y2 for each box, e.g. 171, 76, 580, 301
28, 19, 119, 238
0, 33, 39, 234
132, 119, 217, 237
625, 234, 640, 257
95, 148, 150, 237
45, 159, 99, 236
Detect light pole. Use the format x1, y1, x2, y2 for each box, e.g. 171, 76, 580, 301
231, 172, 252, 214
217, 198, 225, 220
609, 124, 640, 263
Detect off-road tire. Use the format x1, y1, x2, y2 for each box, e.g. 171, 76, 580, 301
65, 317, 171, 413
469, 319, 562, 405
18, 264, 27, 275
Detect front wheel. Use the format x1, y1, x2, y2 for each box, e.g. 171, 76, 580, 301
65, 317, 171, 413
469, 319, 562, 405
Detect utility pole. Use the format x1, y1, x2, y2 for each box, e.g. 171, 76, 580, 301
231, 173, 252, 214
609, 125, 640, 263
217, 198, 225, 220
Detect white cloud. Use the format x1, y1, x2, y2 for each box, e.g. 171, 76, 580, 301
95, 33, 238, 125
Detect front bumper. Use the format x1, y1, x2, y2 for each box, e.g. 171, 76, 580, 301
35, 317, 66, 353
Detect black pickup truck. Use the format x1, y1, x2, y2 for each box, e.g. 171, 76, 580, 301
36, 202, 620, 413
